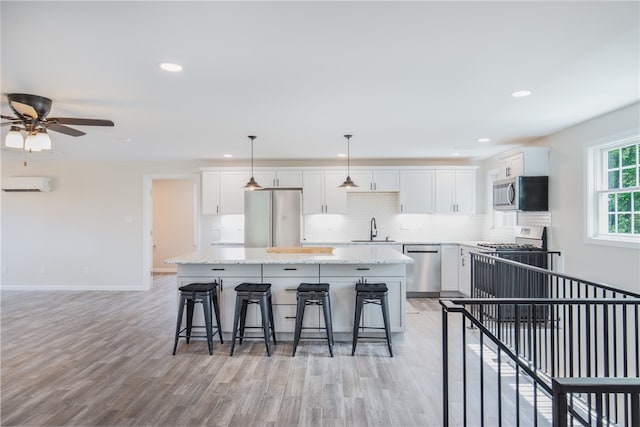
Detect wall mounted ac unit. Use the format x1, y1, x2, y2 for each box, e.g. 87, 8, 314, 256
2, 177, 51, 192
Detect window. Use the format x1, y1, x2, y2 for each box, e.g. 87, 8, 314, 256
588, 136, 640, 246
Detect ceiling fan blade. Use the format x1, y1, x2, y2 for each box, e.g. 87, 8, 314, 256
46, 123, 86, 137
48, 117, 114, 127
10, 101, 39, 119
1, 121, 18, 127
1, 114, 20, 121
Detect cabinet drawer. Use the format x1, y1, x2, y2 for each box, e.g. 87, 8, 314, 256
272, 304, 320, 333
177, 264, 261, 277
320, 264, 404, 277
262, 264, 319, 278
270, 286, 300, 304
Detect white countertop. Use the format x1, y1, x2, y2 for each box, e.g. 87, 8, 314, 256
166, 246, 413, 265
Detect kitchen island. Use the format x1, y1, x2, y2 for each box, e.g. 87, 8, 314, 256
166, 246, 412, 341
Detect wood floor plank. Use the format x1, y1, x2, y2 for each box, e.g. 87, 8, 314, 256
1, 274, 476, 426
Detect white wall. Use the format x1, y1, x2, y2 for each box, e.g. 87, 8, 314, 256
543, 102, 640, 293
1, 160, 205, 290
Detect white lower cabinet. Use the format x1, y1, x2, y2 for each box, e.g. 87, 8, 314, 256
264, 264, 320, 333
440, 245, 459, 292
458, 246, 472, 297
176, 262, 406, 339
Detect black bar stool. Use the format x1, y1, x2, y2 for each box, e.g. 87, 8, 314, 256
229, 283, 277, 356
351, 282, 393, 357
292, 283, 334, 357
173, 282, 223, 355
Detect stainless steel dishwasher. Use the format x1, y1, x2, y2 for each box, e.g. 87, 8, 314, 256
403, 245, 441, 297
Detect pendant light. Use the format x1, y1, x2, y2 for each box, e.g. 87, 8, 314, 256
338, 134, 358, 188
244, 135, 262, 190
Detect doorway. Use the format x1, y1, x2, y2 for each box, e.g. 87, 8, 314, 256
152, 179, 197, 272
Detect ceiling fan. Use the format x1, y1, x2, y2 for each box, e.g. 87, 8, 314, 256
1, 93, 114, 152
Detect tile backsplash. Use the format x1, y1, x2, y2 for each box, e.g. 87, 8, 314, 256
206, 192, 552, 244
303, 192, 484, 243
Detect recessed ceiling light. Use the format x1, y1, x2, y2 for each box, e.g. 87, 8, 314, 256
223, 154, 233, 158
451, 152, 461, 157
477, 138, 490, 143
512, 90, 532, 98
337, 153, 346, 157
159, 63, 183, 72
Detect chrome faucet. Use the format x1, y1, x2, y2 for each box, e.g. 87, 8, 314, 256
370, 217, 377, 241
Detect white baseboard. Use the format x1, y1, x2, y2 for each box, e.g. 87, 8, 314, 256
152, 268, 177, 273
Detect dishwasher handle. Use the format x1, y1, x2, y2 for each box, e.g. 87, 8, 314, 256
406, 250, 439, 254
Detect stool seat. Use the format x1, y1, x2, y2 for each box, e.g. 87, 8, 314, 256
298, 283, 330, 293
179, 282, 218, 292
355, 282, 388, 293
173, 281, 223, 356
235, 283, 271, 293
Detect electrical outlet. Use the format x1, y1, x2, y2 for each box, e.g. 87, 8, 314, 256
2, 266, 7, 275
83, 266, 89, 274
40, 266, 46, 275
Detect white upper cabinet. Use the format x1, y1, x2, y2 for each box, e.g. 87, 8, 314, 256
274, 170, 303, 187
201, 171, 220, 215
253, 170, 303, 188
435, 169, 476, 214
218, 171, 248, 214
399, 170, 435, 213
302, 170, 347, 214
346, 169, 399, 192
498, 147, 549, 179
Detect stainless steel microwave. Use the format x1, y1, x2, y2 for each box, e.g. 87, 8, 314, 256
493, 176, 548, 211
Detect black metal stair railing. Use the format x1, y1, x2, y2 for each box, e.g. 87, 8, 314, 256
441, 253, 640, 427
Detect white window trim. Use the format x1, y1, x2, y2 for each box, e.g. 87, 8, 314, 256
585, 134, 640, 249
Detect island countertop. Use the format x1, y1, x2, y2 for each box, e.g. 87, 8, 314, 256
165, 246, 413, 265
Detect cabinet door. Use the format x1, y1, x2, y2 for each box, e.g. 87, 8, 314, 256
219, 172, 248, 214
508, 153, 524, 177
275, 170, 303, 187
435, 170, 455, 213
220, 277, 261, 332
372, 170, 399, 192
323, 277, 359, 332
201, 172, 219, 215
252, 171, 277, 188
302, 171, 324, 214
346, 171, 373, 192
440, 245, 459, 291
399, 170, 434, 213
323, 171, 348, 213
458, 248, 471, 297
360, 277, 404, 331
454, 170, 476, 213
499, 153, 523, 178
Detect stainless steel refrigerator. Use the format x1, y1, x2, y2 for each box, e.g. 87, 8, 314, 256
244, 188, 302, 248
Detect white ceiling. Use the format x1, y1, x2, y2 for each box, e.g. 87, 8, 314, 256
1, 1, 638, 163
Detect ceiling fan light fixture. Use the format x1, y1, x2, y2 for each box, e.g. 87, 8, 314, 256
243, 135, 262, 190
24, 132, 42, 152
5, 126, 24, 148
34, 129, 52, 150
338, 134, 358, 188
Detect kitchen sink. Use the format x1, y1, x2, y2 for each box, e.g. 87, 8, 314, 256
351, 239, 396, 243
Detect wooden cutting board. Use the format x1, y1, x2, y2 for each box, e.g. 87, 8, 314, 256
266, 246, 333, 254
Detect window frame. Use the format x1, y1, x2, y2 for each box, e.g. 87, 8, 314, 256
586, 135, 640, 248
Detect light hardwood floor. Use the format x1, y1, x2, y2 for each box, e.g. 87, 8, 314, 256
1, 275, 448, 427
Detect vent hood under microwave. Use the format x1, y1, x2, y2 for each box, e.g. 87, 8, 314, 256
493, 176, 548, 211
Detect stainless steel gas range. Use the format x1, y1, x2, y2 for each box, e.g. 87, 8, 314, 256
474, 226, 550, 320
